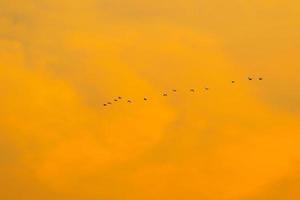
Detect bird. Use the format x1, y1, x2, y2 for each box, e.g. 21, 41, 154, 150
103, 104, 107, 106
190, 89, 195, 92
144, 97, 148, 101
127, 100, 132, 103
114, 99, 118, 102
248, 77, 252, 80
232, 80, 235, 83
205, 87, 209, 90
118, 96, 122, 99
259, 77, 263, 80
107, 102, 112, 105
172, 89, 177, 92
163, 93, 167, 96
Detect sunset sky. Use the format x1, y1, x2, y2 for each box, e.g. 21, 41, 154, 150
1, 0, 300, 199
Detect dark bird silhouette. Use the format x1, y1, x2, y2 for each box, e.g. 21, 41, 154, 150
127, 100, 132, 103
103, 104, 107, 106
205, 87, 209, 90
259, 77, 263, 80
118, 96, 122, 99
190, 89, 195, 92
114, 99, 118, 102
107, 102, 112, 105
163, 93, 167, 96
232, 81, 235, 83
144, 97, 148, 101
172, 89, 177, 92
248, 77, 252, 80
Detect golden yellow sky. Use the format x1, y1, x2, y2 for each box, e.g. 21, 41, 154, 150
1, 0, 300, 199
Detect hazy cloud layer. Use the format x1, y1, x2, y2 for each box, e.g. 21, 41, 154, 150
0, 0, 300, 199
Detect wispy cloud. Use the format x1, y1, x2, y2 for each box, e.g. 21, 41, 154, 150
0, 0, 300, 199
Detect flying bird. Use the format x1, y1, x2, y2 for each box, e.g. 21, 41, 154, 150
102, 76, 265, 108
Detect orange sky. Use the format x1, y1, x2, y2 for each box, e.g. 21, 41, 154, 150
1, 0, 300, 199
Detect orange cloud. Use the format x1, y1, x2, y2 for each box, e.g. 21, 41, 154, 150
1, 0, 300, 199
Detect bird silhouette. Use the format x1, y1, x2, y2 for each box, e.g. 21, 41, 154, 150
102, 76, 264, 108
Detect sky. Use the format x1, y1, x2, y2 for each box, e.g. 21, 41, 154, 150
0, 0, 300, 199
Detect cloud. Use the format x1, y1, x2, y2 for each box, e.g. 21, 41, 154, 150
0, 0, 300, 199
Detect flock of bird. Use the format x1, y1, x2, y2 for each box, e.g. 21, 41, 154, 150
102, 77, 263, 107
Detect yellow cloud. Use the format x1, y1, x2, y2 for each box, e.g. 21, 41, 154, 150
1, 0, 300, 199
